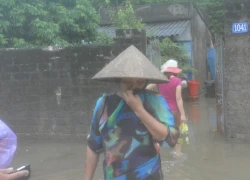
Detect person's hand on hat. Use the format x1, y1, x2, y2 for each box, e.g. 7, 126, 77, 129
0, 167, 29, 180
121, 90, 143, 113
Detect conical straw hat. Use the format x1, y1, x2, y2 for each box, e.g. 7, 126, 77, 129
92, 45, 168, 84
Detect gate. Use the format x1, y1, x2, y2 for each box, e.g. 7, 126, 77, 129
214, 38, 225, 135
146, 39, 162, 69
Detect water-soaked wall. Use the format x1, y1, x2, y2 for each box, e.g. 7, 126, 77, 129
191, 5, 212, 85
100, 2, 193, 25
224, 0, 250, 141
0, 46, 117, 140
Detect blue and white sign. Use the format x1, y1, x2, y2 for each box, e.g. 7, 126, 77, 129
232, 22, 248, 34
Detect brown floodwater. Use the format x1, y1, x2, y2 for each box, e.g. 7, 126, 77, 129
11, 97, 250, 180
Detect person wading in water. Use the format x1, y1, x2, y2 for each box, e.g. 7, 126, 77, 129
84, 46, 179, 180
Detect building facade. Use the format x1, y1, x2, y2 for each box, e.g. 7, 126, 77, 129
98, 2, 213, 84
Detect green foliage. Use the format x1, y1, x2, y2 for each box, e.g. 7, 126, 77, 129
159, 38, 196, 75
93, 32, 114, 45
198, 0, 224, 36
12, 38, 33, 48
110, 0, 144, 29
0, 0, 99, 48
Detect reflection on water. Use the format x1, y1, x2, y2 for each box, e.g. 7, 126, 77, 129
188, 101, 200, 123
11, 97, 250, 180
159, 97, 250, 180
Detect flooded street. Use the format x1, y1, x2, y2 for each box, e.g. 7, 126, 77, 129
11, 97, 250, 180
161, 97, 250, 180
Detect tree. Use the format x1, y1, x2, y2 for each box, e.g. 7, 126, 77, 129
110, 0, 144, 29
0, 0, 99, 48
159, 38, 196, 76
198, 0, 224, 36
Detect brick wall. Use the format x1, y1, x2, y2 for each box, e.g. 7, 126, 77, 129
0, 46, 117, 140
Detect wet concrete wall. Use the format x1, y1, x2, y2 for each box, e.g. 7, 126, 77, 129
191, 5, 212, 85
0, 46, 117, 140
224, 0, 250, 141
100, 2, 193, 25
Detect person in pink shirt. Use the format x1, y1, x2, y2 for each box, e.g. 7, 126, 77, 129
147, 59, 187, 156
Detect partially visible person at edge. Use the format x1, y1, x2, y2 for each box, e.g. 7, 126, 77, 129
0, 119, 17, 169
84, 45, 180, 180
147, 59, 187, 157
0, 119, 29, 180
0, 168, 29, 180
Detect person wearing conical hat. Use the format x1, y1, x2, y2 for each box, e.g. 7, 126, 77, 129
147, 59, 187, 157
84, 45, 179, 180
